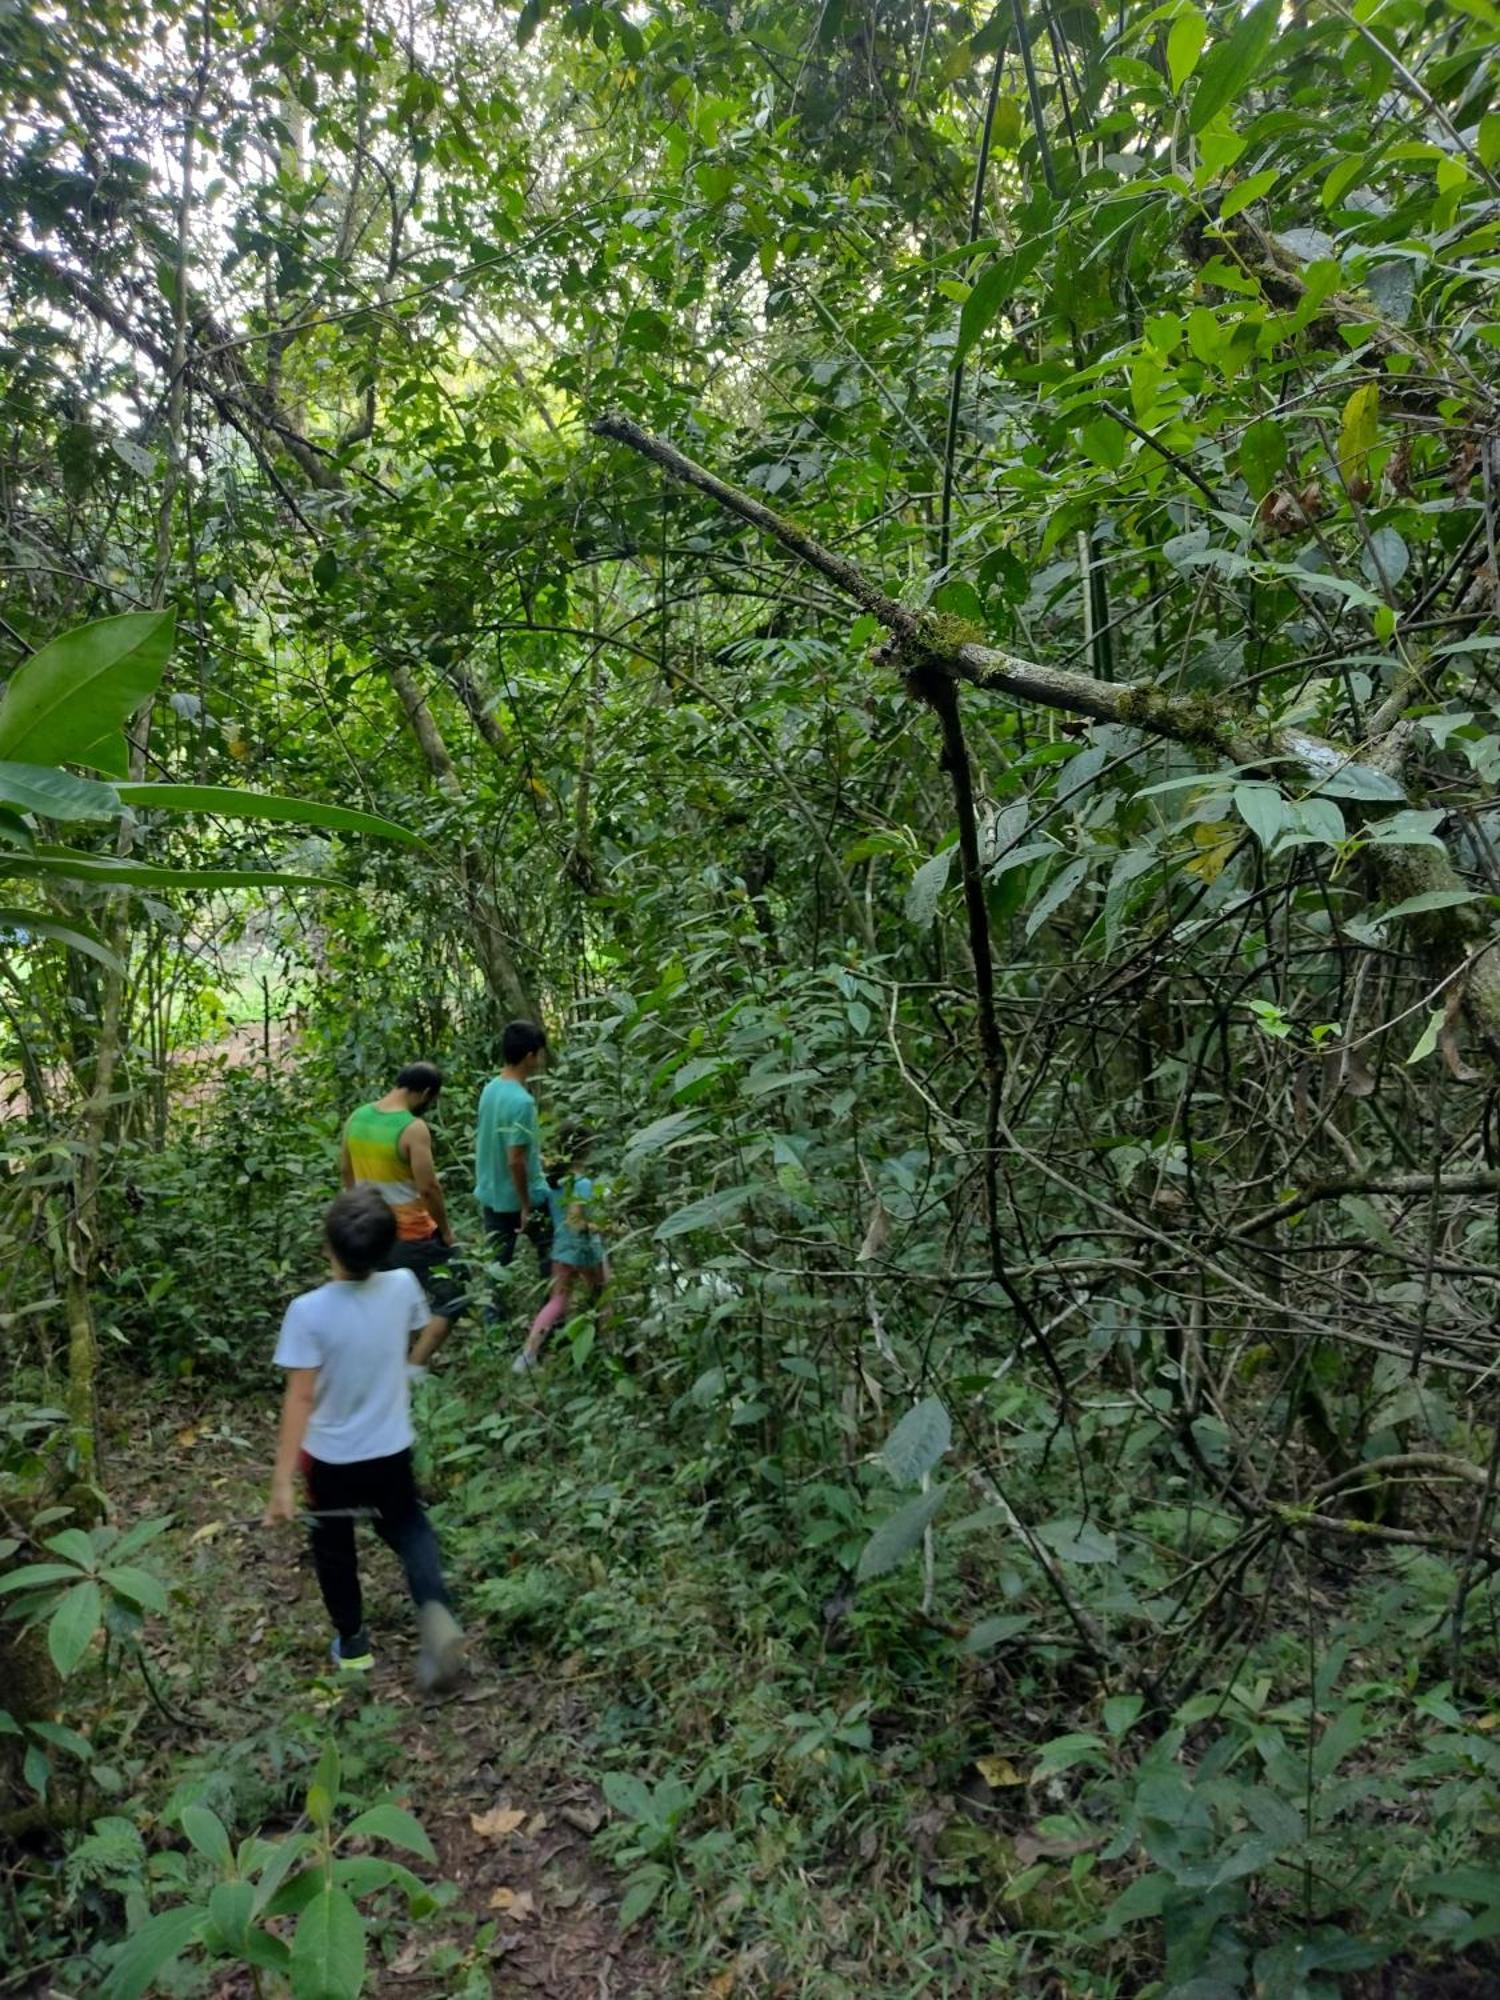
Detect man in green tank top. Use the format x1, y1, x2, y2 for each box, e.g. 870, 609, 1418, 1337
341, 1062, 465, 1353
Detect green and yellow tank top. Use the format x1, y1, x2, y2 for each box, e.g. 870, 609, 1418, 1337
344, 1103, 435, 1241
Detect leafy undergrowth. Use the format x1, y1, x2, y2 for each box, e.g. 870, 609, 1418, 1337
412, 1334, 1500, 1999
10, 1327, 1500, 1997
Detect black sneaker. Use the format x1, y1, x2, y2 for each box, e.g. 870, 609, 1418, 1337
329, 1629, 374, 1671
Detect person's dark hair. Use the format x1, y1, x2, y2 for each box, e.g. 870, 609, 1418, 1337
324, 1187, 396, 1280
545, 1123, 593, 1189
395, 1060, 443, 1098
501, 1020, 548, 1065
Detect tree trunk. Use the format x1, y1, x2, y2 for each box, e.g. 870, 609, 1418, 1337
385, 658, 537, 1020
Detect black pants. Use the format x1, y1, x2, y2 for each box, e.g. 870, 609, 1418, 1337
483, 1204, 553, 1270
380, 1234, 468, 1323
303, 1448, 450, 1645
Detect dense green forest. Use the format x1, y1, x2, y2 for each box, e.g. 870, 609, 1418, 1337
4, 0, 1500, 1990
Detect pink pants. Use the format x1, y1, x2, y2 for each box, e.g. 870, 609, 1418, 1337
527, 1260, 610, 1347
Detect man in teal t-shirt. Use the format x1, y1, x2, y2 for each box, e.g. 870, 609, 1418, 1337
475, 1021, 551, 1310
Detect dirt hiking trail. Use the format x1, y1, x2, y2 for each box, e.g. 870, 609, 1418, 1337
108, 1395, 682, 2000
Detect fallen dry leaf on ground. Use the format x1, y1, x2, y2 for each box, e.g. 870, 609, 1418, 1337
975, 1755, 1026, 1788
488, 1886, 537, 1920
471, 1804, 527, 1839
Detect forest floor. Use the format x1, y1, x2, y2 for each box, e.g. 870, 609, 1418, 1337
103, 1391, 682, 2000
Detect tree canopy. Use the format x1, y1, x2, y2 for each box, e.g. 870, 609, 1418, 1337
4, 0, 1500, 1990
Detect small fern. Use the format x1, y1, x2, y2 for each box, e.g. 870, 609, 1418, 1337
66, 1816, 146, 1896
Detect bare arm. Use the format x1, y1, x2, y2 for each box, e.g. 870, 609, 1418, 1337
508, 1144, 530, 1220
402, 1118, 453, 1243
339, 1138, 354, 1190
265, 1369, 317, 1523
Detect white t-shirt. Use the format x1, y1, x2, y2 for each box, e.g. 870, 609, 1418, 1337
273, 1270, 427, 1464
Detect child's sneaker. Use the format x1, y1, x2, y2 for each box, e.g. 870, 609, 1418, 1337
511, 1348, 539, 1375
330, 1629, 374, 1672
417, 1602, 466, 1694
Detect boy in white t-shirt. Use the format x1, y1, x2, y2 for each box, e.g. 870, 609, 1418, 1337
264, 1186, 465, 1691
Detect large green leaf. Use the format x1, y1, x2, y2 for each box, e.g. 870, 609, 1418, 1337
1167, 5, 1206, 89
339, 1803, 437, 1862
856, 1483, 950, 1582
1380, 888, 1482, 923
28, 1719, 93, 1759
0, 761, 121, 821
601, 1771, 658, 1825
8, 848, 332, 891
1233, 783, 1286, 848
100, 1904, 205, 2000
114, 784, 421, 847
879, 1397, 952, 1487
905, 847, 953, 926
41, 1527, 96, 1566
0, 1561, 80, 1594
1188, 0, 1279, 132
1098, 1871, 1174, 1935
622, 1109, 704, 1165
252, 1836, 314, 1919
961, 1613, 1034, 1656
205, 1880, 256, 1953
1024, 855, 1089, 939
1311, 759, 1404, 803
101, 1563, 170, 1614
0, 612, 174, 775
653, 1183, 758, 1240
48, 1579, 102, 1677
181, 1804, 233, 1869
0, 805, 34, 850
1035, 1516, 1118, 1563
956, 260, 1012, 365
0, 908, 123, 972
290, 1882, 366, 2000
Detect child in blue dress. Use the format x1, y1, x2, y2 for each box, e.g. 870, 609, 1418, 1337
512, 1127, 611, 1374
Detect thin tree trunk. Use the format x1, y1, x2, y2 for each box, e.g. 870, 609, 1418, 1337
62, 46, 205, 1480
385, 659, 536, 1019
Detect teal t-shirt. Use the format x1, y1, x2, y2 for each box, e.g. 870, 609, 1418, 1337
474, 1075, 547, 1212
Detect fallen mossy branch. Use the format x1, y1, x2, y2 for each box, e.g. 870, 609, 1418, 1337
1267, 1503, 1498, 1562
1234, 1170, 1500, 1239
591, 413, 1500, 1060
